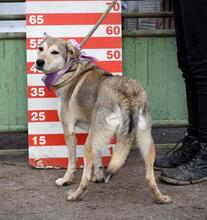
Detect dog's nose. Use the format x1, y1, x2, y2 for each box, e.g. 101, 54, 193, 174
36, 59, 45, 67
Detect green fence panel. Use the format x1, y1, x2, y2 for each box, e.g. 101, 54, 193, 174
123, 37, 187, 127
0, 39, 27, 132
0, 36, 187, 132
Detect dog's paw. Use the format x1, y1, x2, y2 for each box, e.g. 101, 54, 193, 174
66, 193, 76, 201
92, 167, 104, 183
55, 178, 70, 186
156, 195, 172, 204
92, 175, 104, 183
66, 190, 80, 201
162, 195, 172, 204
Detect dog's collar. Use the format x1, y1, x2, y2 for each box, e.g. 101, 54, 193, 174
42, 39, 97, 90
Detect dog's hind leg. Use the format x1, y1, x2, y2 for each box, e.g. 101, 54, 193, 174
136, 120, 172, 204
55, 133, 77, 186
67, 110, 118, 201
105, 136, 133, 183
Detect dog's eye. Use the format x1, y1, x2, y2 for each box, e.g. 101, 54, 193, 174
51, 51, 60, 55
39, 47, 44, 52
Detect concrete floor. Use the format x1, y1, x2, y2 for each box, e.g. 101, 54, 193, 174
0, 149, 207, 220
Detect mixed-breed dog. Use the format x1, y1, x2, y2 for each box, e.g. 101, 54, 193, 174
35, 34, 172, 204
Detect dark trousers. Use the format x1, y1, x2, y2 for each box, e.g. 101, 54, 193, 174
173, 0, 207, 143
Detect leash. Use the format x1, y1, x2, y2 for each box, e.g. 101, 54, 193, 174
42, 0, 118, 89
80, 0, 118, 48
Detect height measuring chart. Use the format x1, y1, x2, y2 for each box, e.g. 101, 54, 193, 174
26, 0, 122, 168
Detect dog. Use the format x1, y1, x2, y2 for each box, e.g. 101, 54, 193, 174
35, 34, 172, 204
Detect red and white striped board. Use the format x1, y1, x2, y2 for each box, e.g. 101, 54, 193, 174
26, 0, 122, 168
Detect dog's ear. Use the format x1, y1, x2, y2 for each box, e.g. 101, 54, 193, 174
43, 32, 48, 39
43, 32, 52, 40
65, 42, 80, 58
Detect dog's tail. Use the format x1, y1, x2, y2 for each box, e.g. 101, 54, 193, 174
119, 97, 149, 137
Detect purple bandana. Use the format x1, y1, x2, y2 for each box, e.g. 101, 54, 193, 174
42, 39, 97, 90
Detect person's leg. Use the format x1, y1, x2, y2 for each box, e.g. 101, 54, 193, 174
173, 0, 199, 138
183, 2, 207, 143
173, 0, 207, 145
160, 0, 207, 184
154, 0, 199, 170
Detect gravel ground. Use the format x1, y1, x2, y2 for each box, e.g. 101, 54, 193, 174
0, 149, 207, 220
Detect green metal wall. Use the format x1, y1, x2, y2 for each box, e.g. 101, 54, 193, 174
123, 37, 187, 127
0, 39, 27, 132
0, 36, 187, 132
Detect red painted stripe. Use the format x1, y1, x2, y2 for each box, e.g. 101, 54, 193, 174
29, 134, 65, 146
28, 110, 59, 122
27, 62, 43, 74
26, 37, 122, 50
28, 86, 56, 98
26, 13, 120, 25
29, 134, 116, 146
29, 156, 111, 169
27, 61, 122, 75
96, 60, 122, 72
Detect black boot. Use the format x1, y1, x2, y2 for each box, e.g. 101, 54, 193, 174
159, 143, 207, 185
154, 135, 198, 170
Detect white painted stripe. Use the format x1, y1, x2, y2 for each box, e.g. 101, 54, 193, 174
27, 74, 45, 86
26, 1, 120, 14
28, 122, 87, 134
29, 145, 114, 159
26, 25, 122, 38
27, 73, 122, 86
28, 98, 59, 110
29, 121, 64, 134
27, 48, 122, 62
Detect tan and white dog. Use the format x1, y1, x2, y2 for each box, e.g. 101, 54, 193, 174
35, 34, 172, 204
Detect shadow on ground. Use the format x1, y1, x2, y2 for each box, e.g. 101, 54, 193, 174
0, 149, 206, 220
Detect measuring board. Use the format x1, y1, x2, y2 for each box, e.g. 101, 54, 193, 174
26, 0, 122, 168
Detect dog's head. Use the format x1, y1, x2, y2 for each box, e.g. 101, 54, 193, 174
35, 33, 80, 73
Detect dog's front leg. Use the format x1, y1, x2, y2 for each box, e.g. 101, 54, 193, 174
55, 133, 77, 186
92, 149, 104, 183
